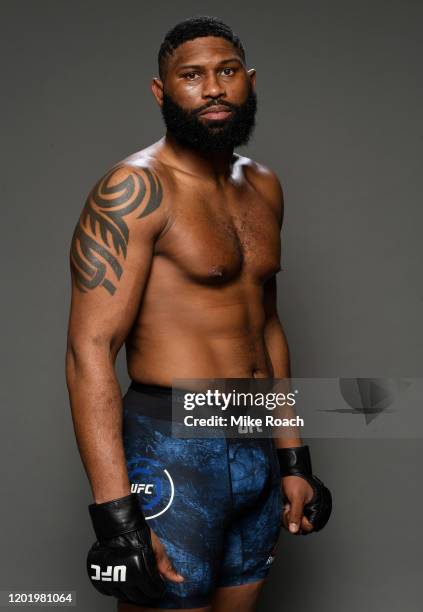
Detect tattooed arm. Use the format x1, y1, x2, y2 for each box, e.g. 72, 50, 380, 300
65, 164, 167, 503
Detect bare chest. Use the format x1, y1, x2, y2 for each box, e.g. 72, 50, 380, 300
158, 183, 281, 284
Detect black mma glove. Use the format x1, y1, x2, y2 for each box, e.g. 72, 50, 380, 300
87, 493, 166, 604
277, 445, 332, 532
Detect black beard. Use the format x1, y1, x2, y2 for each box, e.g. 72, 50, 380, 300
161, 86, 257, 154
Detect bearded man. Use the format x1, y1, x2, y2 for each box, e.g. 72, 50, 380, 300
66, 15, 331, 612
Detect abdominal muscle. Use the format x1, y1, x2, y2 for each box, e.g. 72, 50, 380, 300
126, 282, 274, 386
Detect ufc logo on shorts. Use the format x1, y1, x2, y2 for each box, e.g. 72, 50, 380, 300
90, 564, 127, 582
237, 424, 263, 434
131, 483, 154, 494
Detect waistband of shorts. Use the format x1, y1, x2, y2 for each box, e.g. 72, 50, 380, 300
129, 381, 173, 396
125, 381, 177, 421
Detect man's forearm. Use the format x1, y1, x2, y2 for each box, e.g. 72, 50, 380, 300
264, 315, 291, 378
66, 344, 130, 503
264, 316, 303, 449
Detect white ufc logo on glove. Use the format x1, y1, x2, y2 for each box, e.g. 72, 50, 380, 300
90, 564, 127, 582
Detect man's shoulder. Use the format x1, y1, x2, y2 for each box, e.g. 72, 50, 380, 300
108, 142, 170, 183
85, 142, 175, 210
80, 145, 171, 238
235, 154, 284, 218
235, 154, 282, 189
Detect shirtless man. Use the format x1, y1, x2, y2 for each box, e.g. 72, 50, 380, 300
66, 16, 331, 612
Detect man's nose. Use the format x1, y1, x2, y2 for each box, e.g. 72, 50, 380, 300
202, 73, 225, 99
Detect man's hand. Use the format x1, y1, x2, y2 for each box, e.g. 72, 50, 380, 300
276, 445, 332, 534
149, 529, 185, 583
87, 494, 183, 606
281, 475, 315, 534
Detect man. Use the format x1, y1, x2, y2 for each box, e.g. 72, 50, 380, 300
66, 16, 331, 612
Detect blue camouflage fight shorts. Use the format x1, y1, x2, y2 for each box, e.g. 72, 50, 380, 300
122, 381, 283, 609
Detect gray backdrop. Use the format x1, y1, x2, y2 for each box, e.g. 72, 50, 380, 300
1, 0, 422, 610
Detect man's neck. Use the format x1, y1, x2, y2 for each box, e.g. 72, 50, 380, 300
160, 132, 235, 183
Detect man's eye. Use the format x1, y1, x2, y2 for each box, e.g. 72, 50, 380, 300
183, 72, 199, 80
221, 68, 235, 76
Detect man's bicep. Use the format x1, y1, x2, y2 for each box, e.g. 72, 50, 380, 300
68, 164, 166, 354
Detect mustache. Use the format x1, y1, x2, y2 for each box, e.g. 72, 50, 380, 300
193, 100, 237, 116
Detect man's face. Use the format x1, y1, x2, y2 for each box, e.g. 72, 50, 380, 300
155, 36, 257, 153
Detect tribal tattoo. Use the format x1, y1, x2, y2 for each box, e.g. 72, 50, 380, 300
70, 167, 162, 295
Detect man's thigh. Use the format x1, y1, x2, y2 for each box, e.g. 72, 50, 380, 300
118, 603, 211, 612
116, 582, 265, 612
211, 579, 265, 612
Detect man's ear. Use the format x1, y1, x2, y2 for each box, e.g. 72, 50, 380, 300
247, 68, 256, 90
151, 78, 164, 106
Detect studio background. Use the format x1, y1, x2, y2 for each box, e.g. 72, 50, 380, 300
1, 1, 422, 610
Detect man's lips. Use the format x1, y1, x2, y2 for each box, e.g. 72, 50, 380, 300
198, 105, 233, 120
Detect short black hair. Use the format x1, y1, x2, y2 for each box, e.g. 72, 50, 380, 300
158, 16, 246, 80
